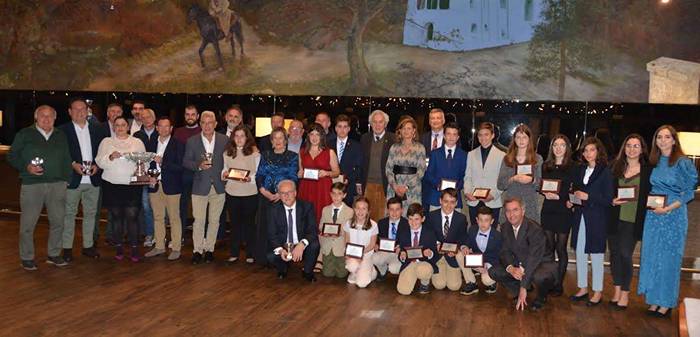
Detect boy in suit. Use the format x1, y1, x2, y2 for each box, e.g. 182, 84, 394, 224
329, 114, 364, 205
425, 122, 467, 211
396, 203, 439, 295
427, 188, 469, 292
463, 206, 502, 295
371, 197, 408, 280
464, 122, 506, 226
319, 183, 354, 278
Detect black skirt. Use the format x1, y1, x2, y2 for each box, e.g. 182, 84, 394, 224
102, 180, 143, 208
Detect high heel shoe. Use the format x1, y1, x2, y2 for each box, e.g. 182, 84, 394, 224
652, 308, 672, 318
570, 293, 589, 302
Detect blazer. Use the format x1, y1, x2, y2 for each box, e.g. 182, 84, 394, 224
464, 145, 506, 208
608, 163, 652, 240
426, 209, 469, 268
499, 217, 552, 289
360, 131, 395, 190
377, 216, 409, 240
268, 200, 318, 251
182, 132, 229, 196
328, 137, 364, 204
397, 225, 439, 273
466, 226, 503, 267
420, 131, 445, 155
149, 138, 185, 195
318, 203, 354, 256
59, 121, 106, 189
424, 146, 468, 207
256, 135, 273, 153
570, 164, 613, 254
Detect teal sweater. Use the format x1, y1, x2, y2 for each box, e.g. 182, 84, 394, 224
7, 125, 72, 185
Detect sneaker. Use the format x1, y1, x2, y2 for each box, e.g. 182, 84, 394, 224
114, 246, 125, 261
227, 256, 239, 263
460, 282, 479, 296
82, 247, 100, 259
167, 250, 181, 261
62, 248, 73, 262
245, 258, 254, 264
144, 248, 165, 258
192, 252, 203, 265
418, 284, 431, 294
143, 236, 154, 247
204, 251, 214, 263
347, 273, 357, 284
485, 283, 498, 294
46, 256, 69, 267
21, 260, 38, 271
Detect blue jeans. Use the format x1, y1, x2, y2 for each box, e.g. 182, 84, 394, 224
140, 187, 154, 237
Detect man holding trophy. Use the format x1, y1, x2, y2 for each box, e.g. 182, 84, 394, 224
8, 105, 72, 271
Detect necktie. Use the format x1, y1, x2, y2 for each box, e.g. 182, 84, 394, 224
478, 233, 487, 237
287, 209, 294, 243
390, 222, 397, 239
513, 226, 519, 240
375, 135, 380, 142
413, 231, 419, 247
338, 141, 345, 162
447, 149, 453, 160
443, 216, 450, 238
332, 208, 339, 224
432, 134, 438, 150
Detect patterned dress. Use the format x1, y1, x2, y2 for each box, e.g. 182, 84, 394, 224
385, 142, 426, 213
638, 156, 697, 308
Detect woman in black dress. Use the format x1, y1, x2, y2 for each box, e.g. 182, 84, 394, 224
539, 134, 574, 296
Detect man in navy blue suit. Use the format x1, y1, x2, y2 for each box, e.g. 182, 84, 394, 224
420, 108, 446, 214
424, 122, 467, 212
329, 114, 363, 205
464, 206, 502, 295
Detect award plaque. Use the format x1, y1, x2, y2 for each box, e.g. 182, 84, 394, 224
227, 168, 250, 181
405, 247, 424, 260
439, 242, 459, 254
345, 243, 364, 259
516, 164, 534, 176
646, 194, 667, 209
332, 174, 345, 184
473, 188, 491, 199
303, 168, 320, 180
540, 179, 561, 193
464, 254, 484, 267
440, 179, 457, 191
617, 186, 637, 201
569, 192, 582, 206
378, 238, 396, 253
321, 223, 341, 237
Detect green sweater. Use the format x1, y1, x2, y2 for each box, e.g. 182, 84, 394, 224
7, 125, 72, 185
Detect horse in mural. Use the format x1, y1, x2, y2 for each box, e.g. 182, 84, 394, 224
187, 4, 245, 70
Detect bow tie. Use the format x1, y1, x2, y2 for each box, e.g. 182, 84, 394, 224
478, 233, 488, 237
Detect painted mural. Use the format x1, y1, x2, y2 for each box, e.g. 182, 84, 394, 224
0, 0, 698, 102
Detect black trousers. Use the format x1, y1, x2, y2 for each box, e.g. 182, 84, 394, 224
489, 261, 557, 300
226, 194, 258, 258
109, 206, 140, 247
608, 220, 637, 291
267, 240, 320, 275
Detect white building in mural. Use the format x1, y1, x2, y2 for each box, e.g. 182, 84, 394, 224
403, 0, 545, 51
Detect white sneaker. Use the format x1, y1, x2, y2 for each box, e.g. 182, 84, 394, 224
347, 273, 357, 284
143, 236, 154, 247
245, 258, 254, 264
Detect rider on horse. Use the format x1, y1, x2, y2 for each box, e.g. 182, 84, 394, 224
208, 0, 238, 39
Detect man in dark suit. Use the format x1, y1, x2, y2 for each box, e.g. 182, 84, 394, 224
144, 116, 185, 261
372, 197, 409, 280
464, 206, 502, 295
59, 98, 105, 261
360, 109, 395, 220
315, 111, 336, 145
396, 203, 439, 295
329, 114, 363, 205
267, 179, 320, 282
102, 103, 123, 138
489, 197, 557, 311
424, 122, 468, 212
420, 108, 446, 214
257, 112, 285, 153
426, 189, 469, 293
217, 105, 243, 137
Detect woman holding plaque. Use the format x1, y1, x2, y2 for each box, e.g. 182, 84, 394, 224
297, 123, 340, 223
254, 127, 298, 266
222, 125, 260, 263
638, 125, 697, 318
497, 124, 543, 223
608, 134, 651, 310
569, 137, 613, 306
343, 197, 379, 288
540, 134, 575, 296
95, 116, 146, 262
385, 116, 426, 213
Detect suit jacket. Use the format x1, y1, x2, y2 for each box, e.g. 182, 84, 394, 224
570, 164, 613, 254
318, 203, 354, 256
268, 200, 318, 251
149, 138, 185, 195
133, 127, 159, 153
182, 132, 229, 196
59, 121, 106, 189
100, 121, 114, 139
397, 225, 439, 273
420, 130, 445, 154
256, 135, 273, 153
464, 145, 506, 208
426, 209, 469, 268
329, 137, 364, 204
609, 163, 652, 240
377, 216, 409, 240
425, 146, 468, 207
466, 226, 503, 267
360, 131, 395, 190
499, 217, 552, 289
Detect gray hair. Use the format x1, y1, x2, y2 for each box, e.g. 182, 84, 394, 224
201, 110, 216, 121
34, 105, 57, 119
142, 108, 156, 120
277, 179, 296, 192
369, 109, 389, 124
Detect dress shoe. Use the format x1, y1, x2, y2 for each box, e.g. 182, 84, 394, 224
62, 248, 73, 262
484, 283, 498, 294
549, 286, 563, 297
586, 299, 601, 307
192, 252, 203, 265
82, 247, 100, 259
204, 251, 214, 263
652, 308, 672, 318
302, 272, 317, 282
167, 250, 181, 261
418, 284, 431, 294
460, 282, 479, 296
531, 298, 546, 311
613, 303, 628, 311
569, 293, 589, 302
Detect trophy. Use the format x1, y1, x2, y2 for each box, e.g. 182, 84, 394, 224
284, 242, 294, 261
147, 168, 161, 179
31, 157, 45, 170
201, 152, 213, 170
81, 160, 93, 175
123, 152, 156, 185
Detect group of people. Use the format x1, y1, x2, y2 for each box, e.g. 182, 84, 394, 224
8, 101, 697, 315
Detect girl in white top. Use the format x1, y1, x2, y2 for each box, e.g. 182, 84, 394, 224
344, 196, 378, 288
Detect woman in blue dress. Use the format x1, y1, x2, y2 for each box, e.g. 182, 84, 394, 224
638, 125, 698, 318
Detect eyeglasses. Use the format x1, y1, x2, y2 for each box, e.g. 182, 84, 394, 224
625, 144, 641, 149
279, 191, 295, 196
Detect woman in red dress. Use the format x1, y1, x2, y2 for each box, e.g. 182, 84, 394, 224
298, 123, 341, 223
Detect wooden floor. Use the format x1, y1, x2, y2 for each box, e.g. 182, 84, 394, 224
0, 217, 697, 337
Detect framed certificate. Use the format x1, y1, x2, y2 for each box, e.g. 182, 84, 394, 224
439, 242, 458, 254
569, 192, 582, 206
345, 243, 364, 259
378, 238, 396, 253
464, 254, 484, 267
646, 194, 667, 209
473, 188, 490, 199
516, 164, 534, 176
617, 186, 637, 201
405, 247, 424, 260
321, 223, 341, 237
226, 168, 250, 181
303, 168, 320, 180
440, 179, 457, 191
540, 179, 561, 193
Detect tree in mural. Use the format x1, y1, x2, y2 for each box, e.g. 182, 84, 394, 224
524, 0, 605, 100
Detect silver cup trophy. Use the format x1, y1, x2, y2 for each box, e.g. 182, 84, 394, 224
31, 157, 45, 171
81, 160, 93, 175
285, 242, 294, 261
123, 152, 156, 185
202, 152, 213, 167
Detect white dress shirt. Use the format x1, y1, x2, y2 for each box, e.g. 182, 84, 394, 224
73, 122, 93, 184
440, 210, 454, 239
431, 130, 444, 150
155, 136, 170, 174
336, 136, 348, 162
273, 202, 310, 254
202, 133, 216, 154
444, 145, 456, 158
476, 228, 492, 269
